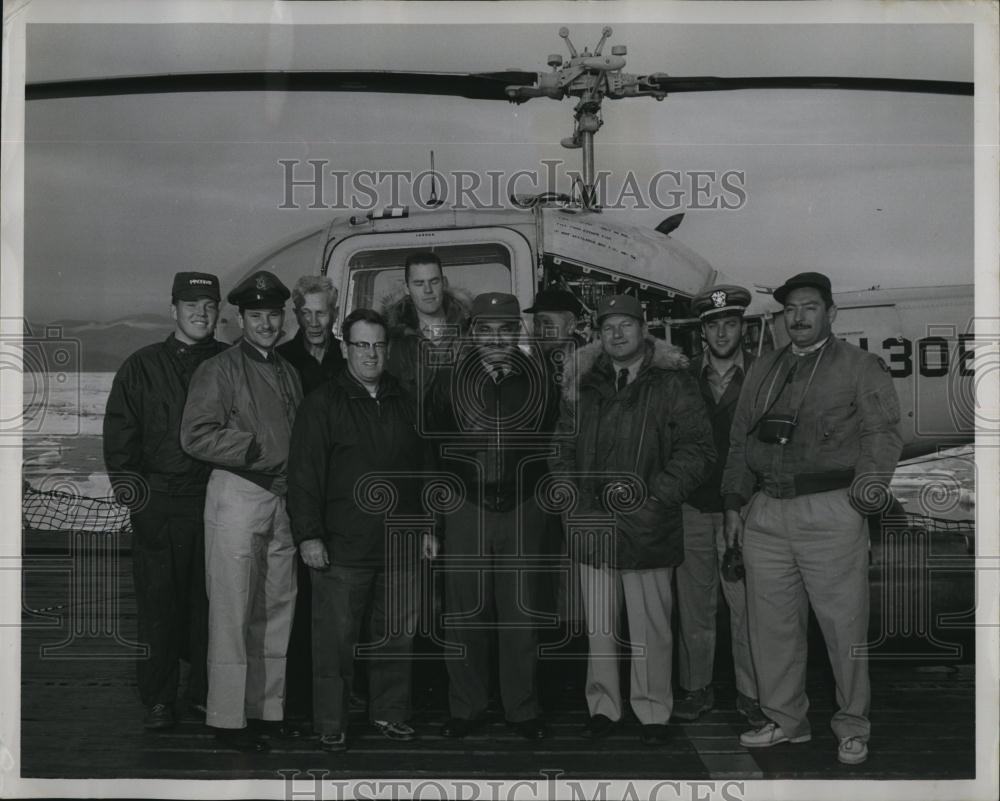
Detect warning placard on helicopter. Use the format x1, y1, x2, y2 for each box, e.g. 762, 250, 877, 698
541, 210, 715, 296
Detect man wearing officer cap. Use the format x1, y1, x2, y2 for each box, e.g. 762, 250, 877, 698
552, 294, 715, 745
722, 271, 902, 765
426, 292, 554, 741
181, 270, 304, 752
104, 271, 228, 731
672, 284, 765, 727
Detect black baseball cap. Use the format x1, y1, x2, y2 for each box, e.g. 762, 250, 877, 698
524, 289, 583, 316
772, 272, 833, 306
171, 272, 221, 303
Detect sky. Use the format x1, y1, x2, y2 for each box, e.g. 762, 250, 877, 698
20, 17, 975, 322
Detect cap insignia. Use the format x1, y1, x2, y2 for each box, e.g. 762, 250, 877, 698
255, 276, 267, 291
711, 290, 728, 308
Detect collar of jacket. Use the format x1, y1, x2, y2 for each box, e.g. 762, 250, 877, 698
383, 288, 472, 338
239, 338, 277, 363
694, 348, 752, 378
165, 332, 222, 356
334, 368, 403, 400
562, 336, 689, 402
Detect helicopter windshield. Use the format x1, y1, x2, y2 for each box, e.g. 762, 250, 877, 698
341, 242, 513, 314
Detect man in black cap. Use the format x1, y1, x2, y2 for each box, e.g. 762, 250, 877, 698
722, 272, 902, 765
426, 292, 554, 741
104, 271, 228, 730
552, 294, 715, 745
181, 269, 303, 752
673, 284, 765, 726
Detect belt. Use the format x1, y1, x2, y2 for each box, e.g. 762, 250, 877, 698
765, 470, 855, 499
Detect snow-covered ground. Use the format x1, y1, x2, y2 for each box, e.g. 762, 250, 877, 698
20, 371, 976, 526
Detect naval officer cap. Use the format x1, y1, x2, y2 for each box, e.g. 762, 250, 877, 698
227, 270, 291, 311
596, 294, 643, 324
471, 292, 521, 320
691, 284, 751, 321
171, 271, 221, 303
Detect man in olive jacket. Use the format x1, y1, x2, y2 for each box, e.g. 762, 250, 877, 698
553, 294, 715, 745
287, 308, 438, 752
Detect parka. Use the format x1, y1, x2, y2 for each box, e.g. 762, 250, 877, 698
552, 337, 716, 569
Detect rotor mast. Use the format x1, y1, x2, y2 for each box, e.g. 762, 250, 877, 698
506, 26, 667, 210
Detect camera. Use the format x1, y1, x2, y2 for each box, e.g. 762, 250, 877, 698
1, 324, 82, 436
721, 545, 746, 582
756, 413, 797, 445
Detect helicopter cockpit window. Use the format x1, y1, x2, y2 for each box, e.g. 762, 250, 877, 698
345, 243, 512, 313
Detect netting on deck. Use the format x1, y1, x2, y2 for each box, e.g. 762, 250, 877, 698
22, 481, 131, 534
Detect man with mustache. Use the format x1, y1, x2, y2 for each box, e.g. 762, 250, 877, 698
181, 270, 303, 752
427, 292, 554, 741
673, 284, 765, 727
103, 271, 228, 731
722, 272, 902, 765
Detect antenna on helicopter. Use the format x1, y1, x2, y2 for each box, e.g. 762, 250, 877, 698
425, 150, 444, 207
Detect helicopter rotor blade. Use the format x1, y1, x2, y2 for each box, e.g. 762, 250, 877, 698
25, 70, 972, 102
25, 70, 539, 101
646, 75, 972, 96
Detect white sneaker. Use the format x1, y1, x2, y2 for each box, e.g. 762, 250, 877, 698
739, 721, 812, 748
838, 736, 869, 765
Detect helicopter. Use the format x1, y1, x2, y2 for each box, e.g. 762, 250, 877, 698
24, 25, 977, 459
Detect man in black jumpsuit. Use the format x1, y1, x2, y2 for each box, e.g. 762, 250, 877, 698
103, 272, 228, 729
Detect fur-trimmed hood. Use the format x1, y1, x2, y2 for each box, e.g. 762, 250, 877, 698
381, 287, 473, 336
561, 336, 690, 402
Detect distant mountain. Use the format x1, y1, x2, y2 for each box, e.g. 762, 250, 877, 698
24, 315, 177, 372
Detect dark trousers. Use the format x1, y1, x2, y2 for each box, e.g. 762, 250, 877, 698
311, 564, 419, 736
285, 559, 313, 717
130, 491, 208, 708
442, 499, 545, 723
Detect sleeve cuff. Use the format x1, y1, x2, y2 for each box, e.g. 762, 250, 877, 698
723, 493, 746, 512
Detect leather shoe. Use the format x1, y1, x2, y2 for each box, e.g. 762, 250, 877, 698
143, 703, 175, 730
212, 727, 270, 753
581, 714, 618, 739
440, 717, 484, 739
640, 723, 672, 745
507, 718, 548, 740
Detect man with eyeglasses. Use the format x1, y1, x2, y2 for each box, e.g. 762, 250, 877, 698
427, 292, 555, 741
287, 308, 436, 752
181, 269, 303, 752
552, 294, 715, 745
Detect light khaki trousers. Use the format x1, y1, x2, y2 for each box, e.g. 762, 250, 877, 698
579, 561, 673, 725
203, 470, 297, 729
675, 504, 757, 699
742, 488, 870, 741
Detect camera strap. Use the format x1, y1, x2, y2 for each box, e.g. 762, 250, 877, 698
749, 341, 828, 435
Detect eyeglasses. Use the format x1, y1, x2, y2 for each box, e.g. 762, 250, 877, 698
347, 341, 388, 353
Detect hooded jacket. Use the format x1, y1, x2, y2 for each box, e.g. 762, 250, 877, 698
382, 288, 471, 396
552, 338, 716, 569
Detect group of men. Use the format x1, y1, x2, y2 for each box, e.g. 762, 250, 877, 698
104, 249, 901, 765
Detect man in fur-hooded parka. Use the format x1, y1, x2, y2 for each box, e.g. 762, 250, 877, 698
381, 252, 470, 397
553, 300, 716, 571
